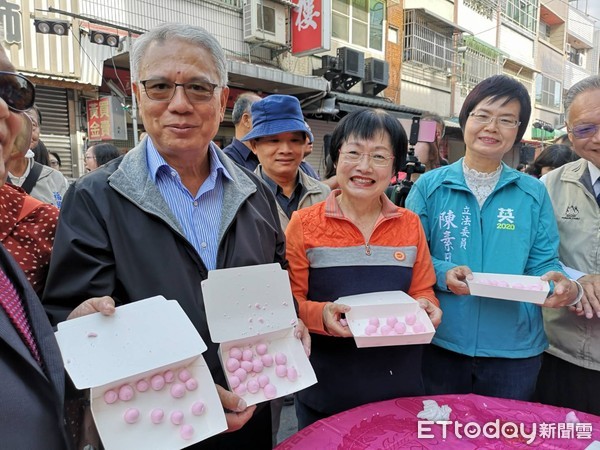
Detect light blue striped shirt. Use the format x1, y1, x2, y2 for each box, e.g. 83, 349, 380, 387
146, 139, 232, 270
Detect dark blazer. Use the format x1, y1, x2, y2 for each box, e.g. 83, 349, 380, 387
0, 244, 72, 449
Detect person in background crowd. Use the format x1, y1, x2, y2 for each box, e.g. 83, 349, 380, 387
405, 74, 582, 402
6, 105, 69, 208
223, 92, 319, 180
536, 75, 600, 415
223, 91, 263, 168
244, 94, 329, 444
516, 163, 528, 172
49, 151, 61, 170
285, 108, 441, 429
84, 143, 120, 172
412, 112, 447, 182
0, 40, 73, 450
33, 139, 50, 166
43, 23, 309, 449
525, 144, 579, 178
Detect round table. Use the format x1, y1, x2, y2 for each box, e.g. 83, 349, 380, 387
276, 394, 600, 449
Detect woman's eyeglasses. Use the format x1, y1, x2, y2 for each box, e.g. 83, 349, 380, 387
468, 112, 520, 129
339, 150, 394, 167
0, 71, 36, 112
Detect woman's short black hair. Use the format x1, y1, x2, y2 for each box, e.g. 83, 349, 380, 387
329, 108, 407, 175
49, 151, 62, 168
459, 74, 531, 145
526, 144, 579, 178
92, 143, 121, 166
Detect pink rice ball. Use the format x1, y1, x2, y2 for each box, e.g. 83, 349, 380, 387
247, 379, 260, 394
151, 374, 166, 391
258, 374, 270, 388
150, 408, 164, 424
229, 347, 243, 360
170, 383, 186, 399
368, 317, 380, 327
185, 378, 198, 391
364, 324, 378, 335
163, 369, 175, 383
394, 322, 407, 335
255, 343, 268, 355
263, 383, 277, 399
104, 389, 118, 405
240, 360, 253, 372
118, 384, 134, 401
412, 322, 426, 333
234, 384, 247, 396
274, 352, 287, 365
287, 367, 298, 382
261, 354, 274, 367
180, 424, 194, 440
228, 375, 241, 389
275, 365, 288, 378
380, 325, 393, 336
178, 369, 192, 382
405, 313, 417, 326
124, 408, 140, 424
170, 410, 184, 425
386, 316, 398, 327
233, 368, 247, 382
191, 401, 206, 416
252, 358, 264, 373
226, 357, 241, 373
135, 379, 149, 393
242, 349, 253, 361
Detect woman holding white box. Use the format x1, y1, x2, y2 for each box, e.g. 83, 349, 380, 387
405, 75, 581, 402
285, 108, 442, 429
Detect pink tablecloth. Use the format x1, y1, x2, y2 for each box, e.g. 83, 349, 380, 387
276, 394, 600, 449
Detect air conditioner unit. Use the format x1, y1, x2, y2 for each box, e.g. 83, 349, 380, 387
243, 0, 287, 48
578, 53, 584, 66
364, 58, 389, 85
565, 43, 572, 54
337, 47, 365, 79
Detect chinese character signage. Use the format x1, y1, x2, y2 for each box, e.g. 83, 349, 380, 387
0, 0, 23, 44
291, 0, 331, 57
86, 96, 127, 141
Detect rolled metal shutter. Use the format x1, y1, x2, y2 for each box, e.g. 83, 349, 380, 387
35, 86, 73, 178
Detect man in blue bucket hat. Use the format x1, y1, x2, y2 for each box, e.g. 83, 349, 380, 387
243, 95, 329, 230
243, 95, 329, 445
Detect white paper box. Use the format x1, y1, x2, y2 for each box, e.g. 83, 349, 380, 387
201, 263, 317, 407
336, 291, 435, 348
467, 272, 550, 304
55, 296, 227, 450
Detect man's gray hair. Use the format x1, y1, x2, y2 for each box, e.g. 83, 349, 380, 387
564, 76, 600, 119
231, 92, 260, 125
130, 23, 227, 86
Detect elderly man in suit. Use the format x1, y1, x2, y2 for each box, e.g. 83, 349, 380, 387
0, 42, 72, 449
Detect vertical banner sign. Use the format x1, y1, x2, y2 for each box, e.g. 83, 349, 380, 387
291, 0, 331, 57
86, 97, 127, 141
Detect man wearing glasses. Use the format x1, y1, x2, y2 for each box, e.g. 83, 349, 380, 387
43, 23, 307, 449
536, 76, 600, 415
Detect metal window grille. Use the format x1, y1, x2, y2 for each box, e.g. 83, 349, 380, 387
403, 10, 455, 72
459, 37, 504, 94
503, 0, 538, 34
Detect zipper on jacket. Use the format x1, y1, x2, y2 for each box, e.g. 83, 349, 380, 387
365, 242, 371, 256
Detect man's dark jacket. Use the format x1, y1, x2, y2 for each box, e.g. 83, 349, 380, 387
43, 140, 286, 448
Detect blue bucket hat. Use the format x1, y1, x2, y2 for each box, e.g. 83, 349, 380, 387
242, 94, 314, 143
